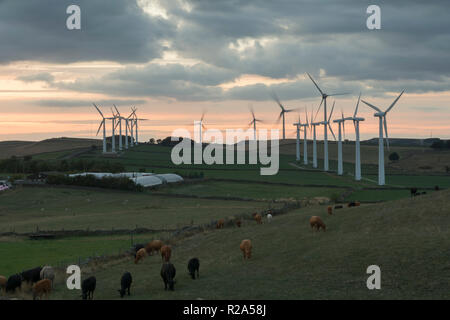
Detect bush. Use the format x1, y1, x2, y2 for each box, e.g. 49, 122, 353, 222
46, 174, 143, 192
389, 152, 400, 161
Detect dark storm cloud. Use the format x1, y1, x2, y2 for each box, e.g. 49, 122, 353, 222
4, 0, 450, 100
0, 0, 174, 64
31, 99, 147, 108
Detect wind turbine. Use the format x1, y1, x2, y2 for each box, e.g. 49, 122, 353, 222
195, 111, 208, 144
271, 91, 296, 140
362, 90, 405, 185
128, 108, 137, 147
333, 106, 347, 175
343, 93, 365, 181
307, 73, 348, 171
299, 108, 310, 165
112, 105, 123, 151
93, 103, 107, 153
248, 105, 263, 140
131, 108, 148, 145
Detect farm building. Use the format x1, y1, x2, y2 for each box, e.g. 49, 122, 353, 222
68, 172, 183, 187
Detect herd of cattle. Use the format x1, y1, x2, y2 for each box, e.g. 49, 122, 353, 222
3, 194, 420, 300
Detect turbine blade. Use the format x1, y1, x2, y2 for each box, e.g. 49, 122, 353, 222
93, 103, 104, 118
314, 98, 324, 121
328, 92, 349, 96
275, 112, 283, 125
306, 72, 324, 95
385, 90, 405, 113
361, 100, 382, 113
384, 116, 390, 150
328, 123, 336, 141
113, 104, 121, 117
328, 101, 335, 122
96, 120, 104, 136
354, 92, 361, 118
305, 107, 309, 127
270, 91, 285, 111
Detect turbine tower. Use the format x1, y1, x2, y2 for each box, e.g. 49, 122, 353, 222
112, 105, 123, 151
310, 105, 320, 169
362, 91, 405, 186
271, 91, 295, 140
93, 103, 107, 154
307, 73, 347, 171
293, 116, 302, 161
128, 108, 137, 147
131, 108, 148, 146
299, 108, 310, 165
343, 93, 365, 181
332, 106, 347, 175
248, 105, 263, 140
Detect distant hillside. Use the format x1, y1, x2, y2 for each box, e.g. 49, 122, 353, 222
362, 138, 440, 147
0, 137, 102, 159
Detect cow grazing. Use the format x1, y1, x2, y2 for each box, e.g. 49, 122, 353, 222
267, 213, 273, 223
32, 279, 52, 300
310, 216, 326, 232
133, 243, 145, 258
161, 263, 176, 291
161, 245, 172, 262
135, 248, 147, 264
0, 275, 6, 294
334, 205, 343, 210
434, 185, 440, 191
118, 272, 132, 298
187, 258, 200, 279
21, 266, 42, 285
240, 239, 252, 260
254, 214, 262, 224
410, 187, 418, 198
347, 201, 360, 207
81, 276, 96, 300
235, 219, 241, 228
145, 240, 163, 256
327, 206, 333, 215
40, 266, 55, 288
216, 219, 225, 229
6, 274, 22, 293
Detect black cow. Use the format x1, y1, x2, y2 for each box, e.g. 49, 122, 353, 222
161, 262, 176, 291
81, 276, 96, 300
434, 185, 440, 191
334, 205, 343, 210
6, 274, 22, 293
187, 258, 200, 280
410, 187, 418, 198
21, 266, 42, 285
118, 272, 132, 298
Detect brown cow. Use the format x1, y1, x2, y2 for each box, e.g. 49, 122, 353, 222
161, 245, 172, 262
32, 279, 52, 300
327, 206, 333, 215
145, 240, 163, 256
240, 239, 252, 259
254, 214, 262, 224
309, 216, 326, 232
134, 248, 147, 264
235, 219, 241, 228
216, 219, 225, 229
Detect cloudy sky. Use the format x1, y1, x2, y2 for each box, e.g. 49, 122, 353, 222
0, 0, 449, 141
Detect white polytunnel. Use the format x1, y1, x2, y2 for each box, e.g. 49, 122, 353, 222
66, 172, 183, 187
154, 174, 184, 183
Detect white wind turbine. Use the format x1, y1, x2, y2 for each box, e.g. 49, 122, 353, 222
362, 91, 405, 186
307, 73, 348, 171
128, 108, 137, 147
131, 108, 148, 146
112, 105, 123, 151
248, 105, 263, 140
332, 105, 347, 175
344, 93, 365, 181
93, 103, 107, 153
271, 91, 296, 140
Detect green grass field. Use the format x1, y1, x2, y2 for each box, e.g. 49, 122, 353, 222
19, 189, 448, 300
0, 186, 275, 234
